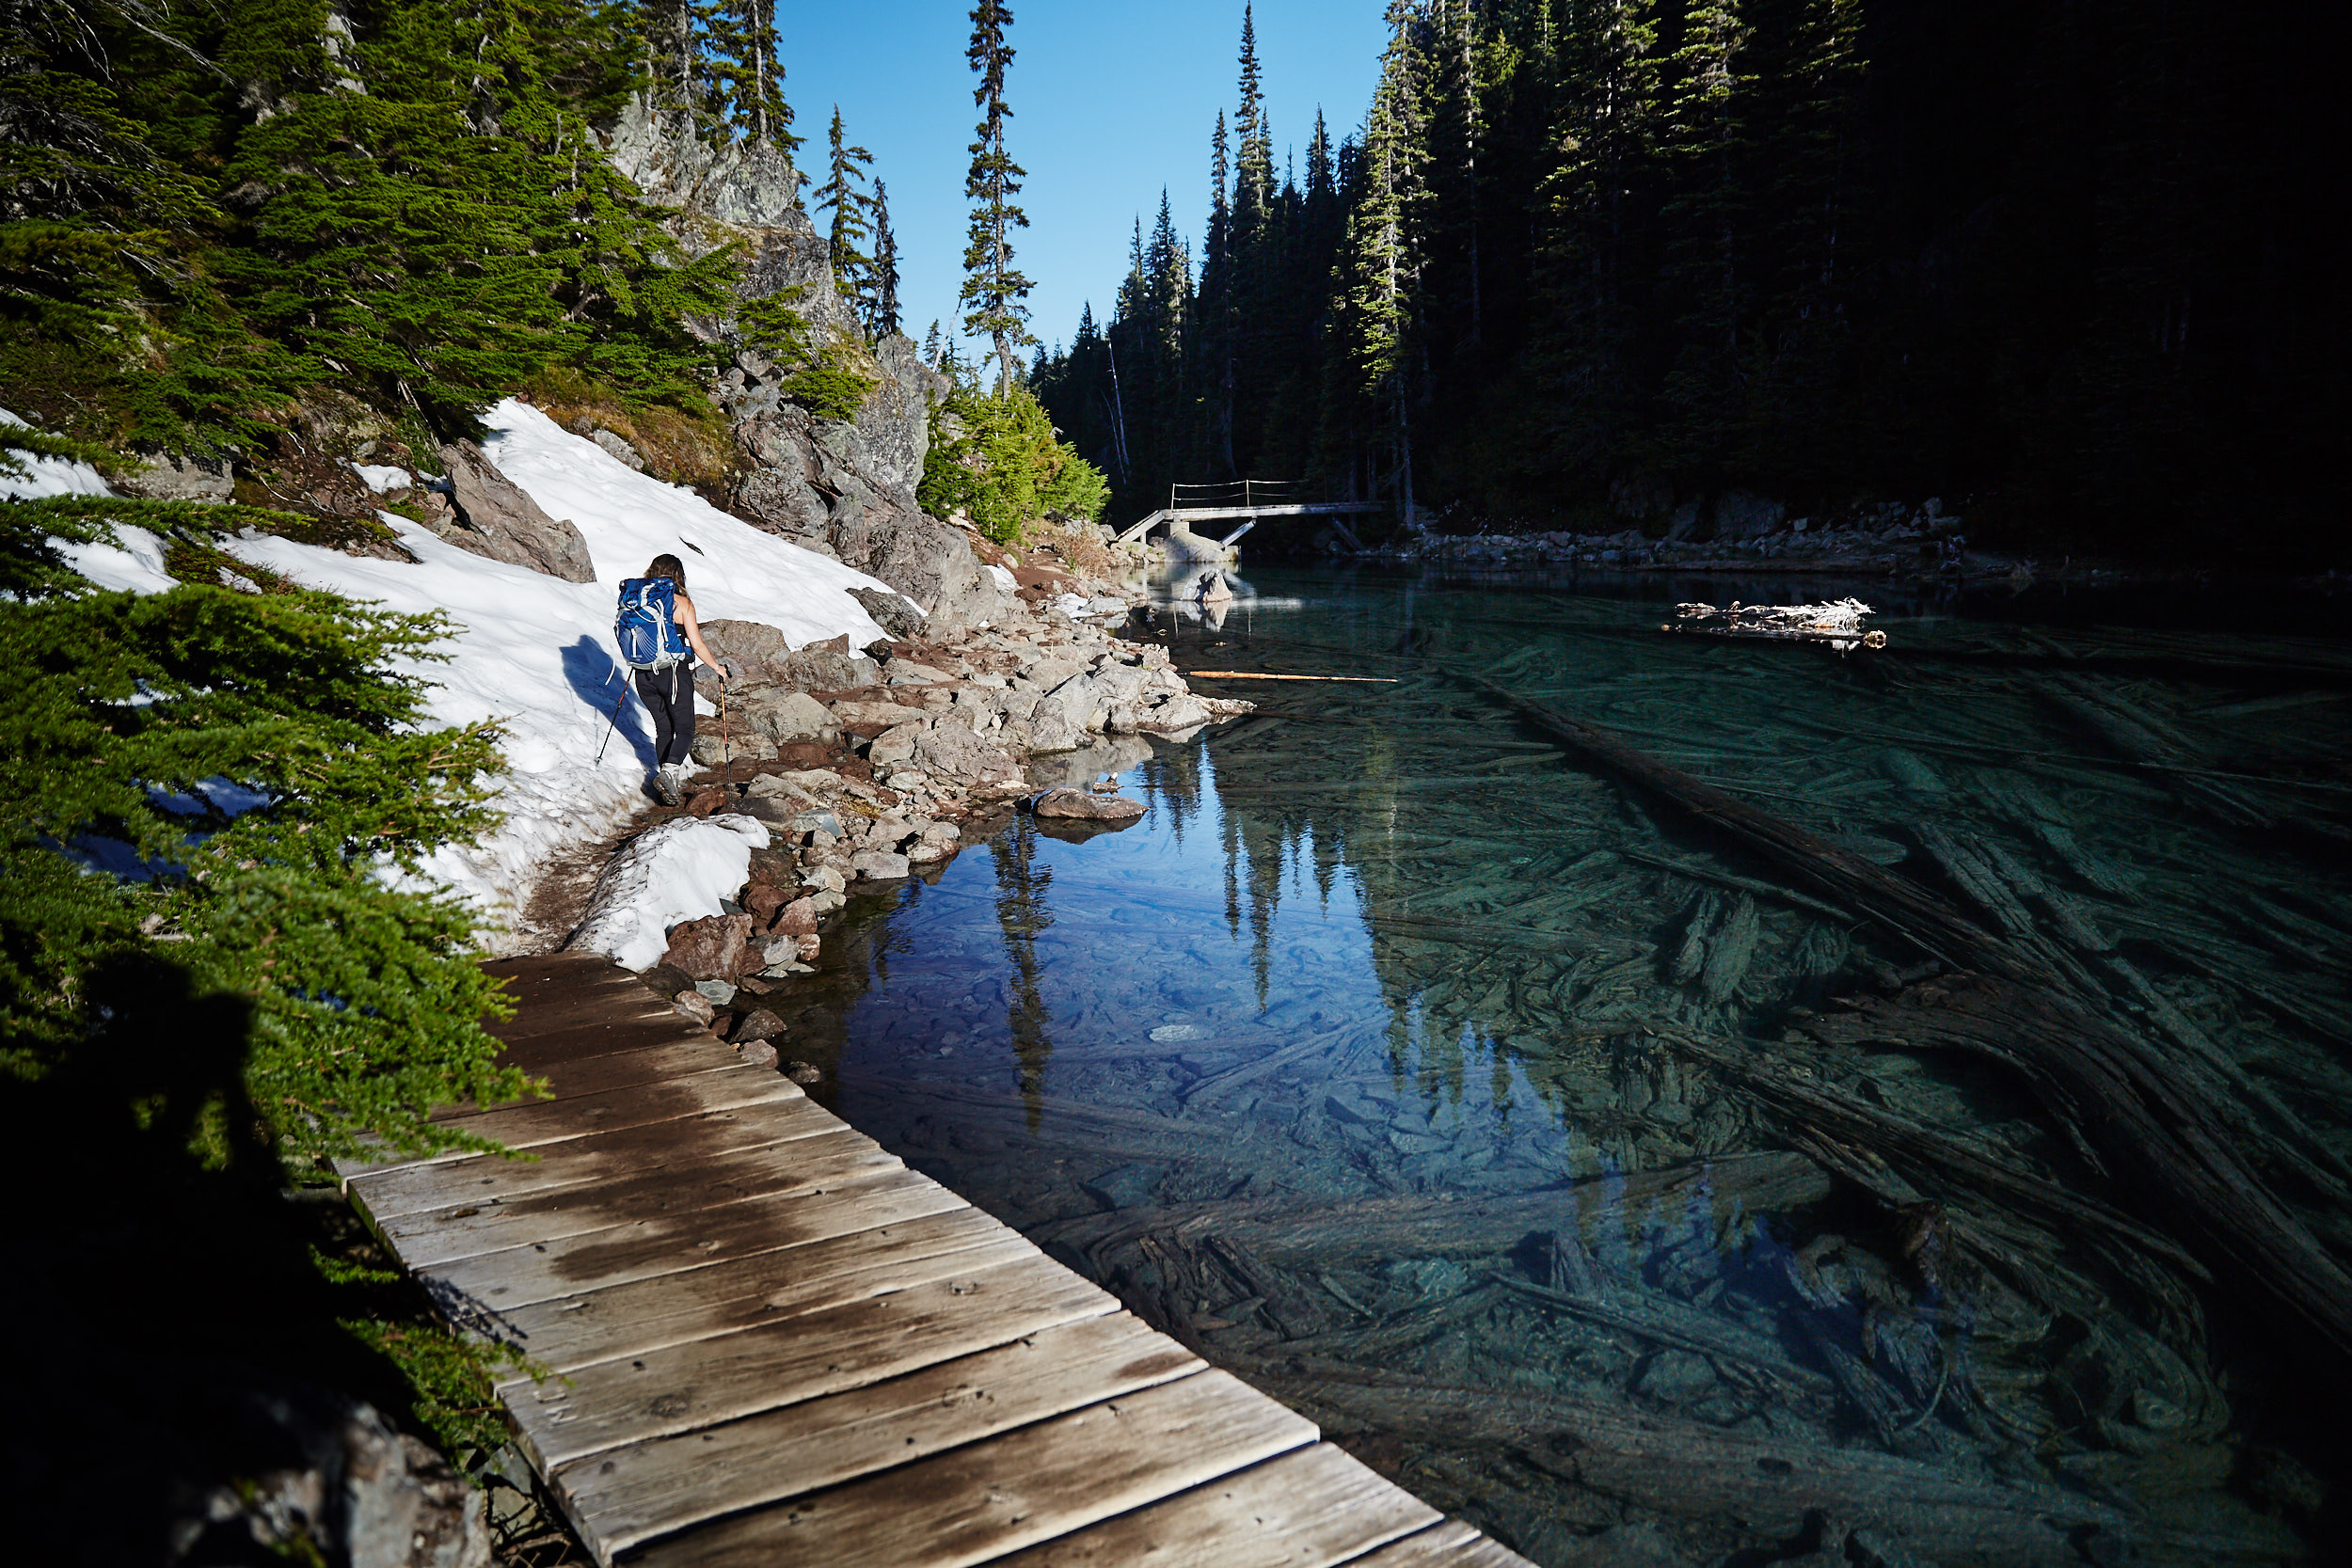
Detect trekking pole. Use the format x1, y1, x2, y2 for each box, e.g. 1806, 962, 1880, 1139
719, 673, 732, 793
593, 676, 628, 766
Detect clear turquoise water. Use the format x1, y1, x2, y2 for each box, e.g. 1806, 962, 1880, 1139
781, 568, 2351, 1566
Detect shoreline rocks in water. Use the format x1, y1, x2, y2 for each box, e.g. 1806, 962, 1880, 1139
566, 580, 1246, 1047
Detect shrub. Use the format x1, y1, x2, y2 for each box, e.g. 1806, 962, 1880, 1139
0, 495, 526, 1170
919, 382, 1108, 546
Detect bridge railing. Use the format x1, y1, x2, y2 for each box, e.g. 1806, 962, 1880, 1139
1168, 479, 1307, 512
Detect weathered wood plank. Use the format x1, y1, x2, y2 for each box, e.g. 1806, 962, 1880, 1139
422, 1164, 961, 1313
453, 1034, 746, 1109
1336, 1519, 1534, 1566
513, 1254, 1118, 1468
349, 1095, 844, 1223
429, 1064, 802, 1148
488, 1207, 1031, 1378
625, 1370, 1318, 1568
560, 1312, 1204, 1557
491, 992, 678, 1046
980, 1441, 1441, 1568
380, 1129, 899, 1268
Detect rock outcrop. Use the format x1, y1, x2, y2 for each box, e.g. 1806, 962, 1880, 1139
596, 98, 1008, 629
435, 438, 596, 582
110, 450, 234, 502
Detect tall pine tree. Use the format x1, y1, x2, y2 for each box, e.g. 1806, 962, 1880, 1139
960, 0, 1032, 391
867, 178, 902, 338
813, 104, 874, 298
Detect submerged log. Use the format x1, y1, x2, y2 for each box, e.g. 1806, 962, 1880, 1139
1451, 666, 2352, 1379
1037, 1151, 1834, 1273
1230, 1357, 2138, 1567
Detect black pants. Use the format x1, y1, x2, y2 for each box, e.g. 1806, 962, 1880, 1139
633, 663, 695, 766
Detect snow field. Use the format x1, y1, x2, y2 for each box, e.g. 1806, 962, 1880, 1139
7, 404, 895, 952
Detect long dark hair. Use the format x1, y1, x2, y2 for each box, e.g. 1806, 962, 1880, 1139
645, 553, 686, 594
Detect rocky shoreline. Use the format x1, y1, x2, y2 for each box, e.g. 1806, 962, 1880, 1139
563, 579, 1247, 1062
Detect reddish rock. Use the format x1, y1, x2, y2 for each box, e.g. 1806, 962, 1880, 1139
795, 932, 821, 962
672, 990, 715, 1025
661, 913, 754, 980
743, 883, 788, 922
1030, 787, 1146, 822
770, 896, 818, 938
683, 787, 728, 817
737, 1039, 780, 1069
731, 1007, 786, 1044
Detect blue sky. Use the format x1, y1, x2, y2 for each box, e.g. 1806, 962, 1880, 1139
776, 2, 1389, 359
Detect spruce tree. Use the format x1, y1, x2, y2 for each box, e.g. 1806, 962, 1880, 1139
960, 0, 1033, 392
868, 178, 902, 338
1336, 1, 1433, 513
707, 0, 800, 154
814, 104, 875, 299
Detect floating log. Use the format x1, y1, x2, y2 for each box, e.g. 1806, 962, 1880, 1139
1662, 598, 1888, 650
1184, 671, 1400, 683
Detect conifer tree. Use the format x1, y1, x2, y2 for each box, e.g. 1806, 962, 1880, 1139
707, 0, 800, 154
868, 178, 902, 338
814, 104, 875, 298
1336, 1, 1433, 513
960, 0, 1033, 392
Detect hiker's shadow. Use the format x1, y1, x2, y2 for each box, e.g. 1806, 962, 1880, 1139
563, 636, 653, 768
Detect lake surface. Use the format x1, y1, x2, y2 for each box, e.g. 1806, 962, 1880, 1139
779, 566, 2350, 1567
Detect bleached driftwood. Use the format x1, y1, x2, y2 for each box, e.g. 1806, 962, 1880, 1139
1664, 597, 1887, 650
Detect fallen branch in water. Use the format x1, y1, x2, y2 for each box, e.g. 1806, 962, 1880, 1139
1184, 671, 1400, 682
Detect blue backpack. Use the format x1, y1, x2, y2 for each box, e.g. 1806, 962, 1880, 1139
615, 577, 689, 670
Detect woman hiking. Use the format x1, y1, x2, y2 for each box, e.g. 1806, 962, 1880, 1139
614, 553, 728, 806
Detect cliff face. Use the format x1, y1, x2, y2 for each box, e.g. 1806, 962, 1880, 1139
598, 99, 1008, 631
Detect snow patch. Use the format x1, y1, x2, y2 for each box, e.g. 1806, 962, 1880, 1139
478, 399, 894, 648
1, 407, 112, 500
64, 524, 180, 594
352, 462, 413, 493
566, 814, 771, 971
23, 400, 888, 952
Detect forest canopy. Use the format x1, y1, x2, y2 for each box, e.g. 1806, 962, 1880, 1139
1033, 0, 2349, 559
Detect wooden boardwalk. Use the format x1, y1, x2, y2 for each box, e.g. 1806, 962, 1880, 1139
340, 952, 1534, 1568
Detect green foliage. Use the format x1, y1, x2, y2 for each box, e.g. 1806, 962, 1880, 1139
1, 0, 740, 450
1033, 0, 2351, 554
961, 0, 1034, 391
0, 495, 528, 1168
340, 1316, 537, 1469
740, 288, 878, 421
920, 381, 1105, 545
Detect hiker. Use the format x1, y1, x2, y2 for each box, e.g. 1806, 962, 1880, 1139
613, 552, 728, 806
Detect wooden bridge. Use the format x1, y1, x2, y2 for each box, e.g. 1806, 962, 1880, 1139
340, 952, 1534, 1568
1112, 483, 1383, 550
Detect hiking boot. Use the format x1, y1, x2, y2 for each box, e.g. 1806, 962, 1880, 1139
654, 765, 682, 806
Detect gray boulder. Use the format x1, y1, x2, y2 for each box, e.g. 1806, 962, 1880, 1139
111, 450, 233, 502
695, 622, 880, 695
850, 847, 910, 880
850, 584, 927, 638
868, 721, 925, 770
827, 486, 1007, 631
436, 439, 595, 581
590, 429, 645, 470
1031, 787, 1146, 823
742, 689, 837, 745
181, 1391, 490, 1568
914, 720, 1022, 784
